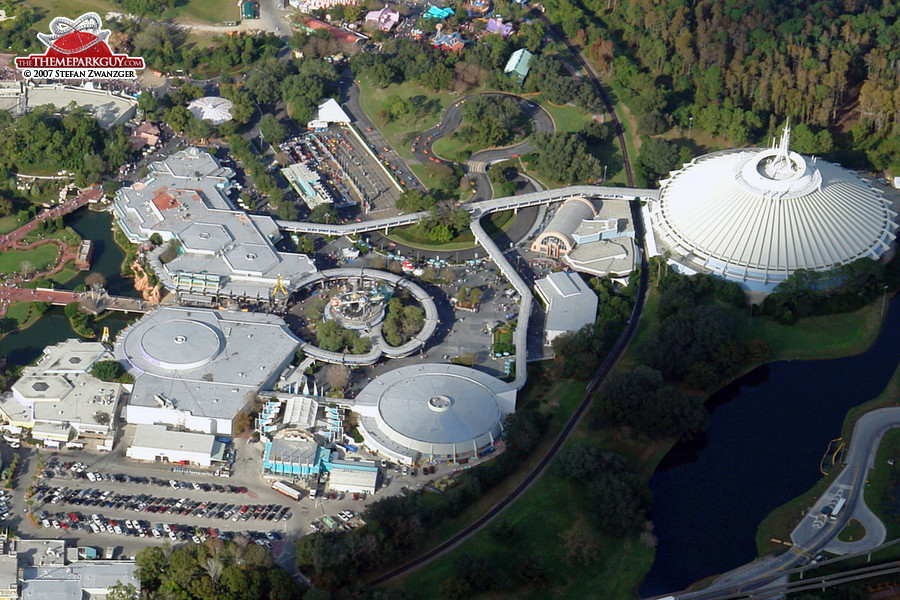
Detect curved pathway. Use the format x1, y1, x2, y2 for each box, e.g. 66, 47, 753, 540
654, 406, 900, 600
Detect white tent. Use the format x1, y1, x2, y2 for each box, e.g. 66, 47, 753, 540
314, 98, 351, 124
188, 96, 234, 125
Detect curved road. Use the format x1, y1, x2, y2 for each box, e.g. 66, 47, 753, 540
369, 61, 645, 583
655, 406, 900, 600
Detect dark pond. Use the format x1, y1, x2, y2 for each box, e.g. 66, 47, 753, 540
641, 296, 900, 596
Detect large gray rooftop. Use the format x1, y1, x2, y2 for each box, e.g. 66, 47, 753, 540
115, 307, 300, 423
354, 364, 516, 459
113, 148, 316, 299
534, 272, 598, 336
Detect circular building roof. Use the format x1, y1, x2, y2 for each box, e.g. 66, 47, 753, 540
187, 97, 234, 125
651, 128, 897, 291
355, 364, 515, 458
138, 318, 224, 371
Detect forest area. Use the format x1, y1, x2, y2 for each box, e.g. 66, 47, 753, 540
540, 0, 900, 176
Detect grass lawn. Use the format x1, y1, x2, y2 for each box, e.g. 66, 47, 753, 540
49, 261, 80, 286
1, 301, 43, 333
732, 301, 884, 361
866, 426, 900, 540
432, 133, 479, 163
539, 98, 596, 133
0, 216, 19, 235
356, 78, 451, 164
757, 360, 900, 555
162, 0, 239, 23
30, 0, 235, 28
0, 244, 59, 275
837, 519, 867, 543
20, 226, 81, 250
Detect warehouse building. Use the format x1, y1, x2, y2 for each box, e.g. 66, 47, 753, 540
115, 307, 300, 435
534, 272, 598, 344
262, 438, 328, 478
0, 339, 122, 449
126, 424, 221, 467
649, 122, 898, 291
354, 363, 517, 465
326, 460, 379, 495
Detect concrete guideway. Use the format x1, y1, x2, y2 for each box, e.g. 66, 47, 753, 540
275, 184, 660, 236
654, 407, 900, 600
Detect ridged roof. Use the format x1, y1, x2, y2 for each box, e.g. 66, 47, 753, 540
651, 147, 897, 288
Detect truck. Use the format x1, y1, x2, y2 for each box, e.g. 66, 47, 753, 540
830, 498, 847, 521
271, 480, 305, 501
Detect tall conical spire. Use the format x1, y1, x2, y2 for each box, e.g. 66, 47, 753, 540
776, 118, 791, 160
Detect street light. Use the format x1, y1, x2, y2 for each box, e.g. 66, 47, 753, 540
882, 284, 890, 317
688, 116, 694, 138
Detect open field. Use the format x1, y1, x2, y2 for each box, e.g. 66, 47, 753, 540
0, 244, 59, 275
0, 216, 19, 235
385, 210, 514, 252
733, 302, 884, 361
29, 0, 237, 29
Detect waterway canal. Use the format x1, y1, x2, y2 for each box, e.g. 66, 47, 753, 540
1, 208, 137, 367
641, 297, 900, 596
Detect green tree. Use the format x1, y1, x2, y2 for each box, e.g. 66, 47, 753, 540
90, 360, 126, 382
259, 114, 289, 145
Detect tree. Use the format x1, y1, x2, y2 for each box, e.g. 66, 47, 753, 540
90, 360, 126, 382
277, 202, 299, 221
324, 365, 351, 391
533, 132, 601, 183
84, 272, 106, 288
309, 203, 338, 224
106, 582, 139, 600
259, 114, 289, 145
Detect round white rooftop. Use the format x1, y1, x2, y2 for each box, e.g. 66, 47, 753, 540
138, 318, 224, 370
187, 97, 234, 125
652, 137, 897, 290
357, 364, 512, 456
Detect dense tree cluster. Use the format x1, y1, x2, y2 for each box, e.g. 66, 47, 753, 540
591, 365, 708, 439
638, 271, 767, 390
523, 55, 602, 112
531, 131, 602, 183
316, 320, 372, 354
112, 22, 283, 75
0, 107, 134, 186
351, 39, 454, 91
112, 0, 173, 17
0, 5, 40, 52
761, 258, 891, 324
382, 297, 425, 347
295, 409, 546, 589
394, 189, 469, 242
134, 541, 301, 600
635, 138, 692, 184
554, 443, 651, 536
544, 0, 900, 169
550, 274, 636, 379
227, 136, 284, 206
455, 95, 531, 149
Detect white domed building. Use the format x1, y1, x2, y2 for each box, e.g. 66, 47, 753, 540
353, 364, 517, 466
648, 123, 897, 292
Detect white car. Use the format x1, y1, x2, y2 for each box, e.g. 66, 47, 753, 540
41, 519, 51, 528
168, 532, 177, 541
152, 529, 162, 538
191, 535, 201, 544
163, 523, 171, 533
52, 520, 60, 529
90, 523, 100, 534
114, 525, 123, 535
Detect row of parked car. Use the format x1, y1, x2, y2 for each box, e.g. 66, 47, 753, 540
34, 486, 293, 523
37, 511, 280, 547
41, 464, 248, 494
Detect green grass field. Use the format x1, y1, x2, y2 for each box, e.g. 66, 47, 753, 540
732, 302, 884, 361
0, 216, 19, 235
49, 261, 80, 286
0, 244, 60, 275
356, 78, 451, 164
386, 210, 514, 252
29, 0, 236, 30
837, 519, 867, 543
539, 98, 596, 133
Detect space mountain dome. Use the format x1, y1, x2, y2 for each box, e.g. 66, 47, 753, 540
647, 122, 898, 292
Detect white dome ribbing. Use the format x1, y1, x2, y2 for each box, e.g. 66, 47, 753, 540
650, 122, 897, 291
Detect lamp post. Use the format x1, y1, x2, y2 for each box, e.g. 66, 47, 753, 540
603, 164, 607, 182
688, 116, 694, 138
882, 284, 890, 317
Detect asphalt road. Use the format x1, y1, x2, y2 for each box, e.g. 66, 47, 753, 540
660, 407, 900, 600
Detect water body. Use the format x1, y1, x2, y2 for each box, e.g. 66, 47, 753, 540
641, 296, 900, 596
0, 208, 137, 367
0, 307, 132, 367
65, 209, 140, 297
